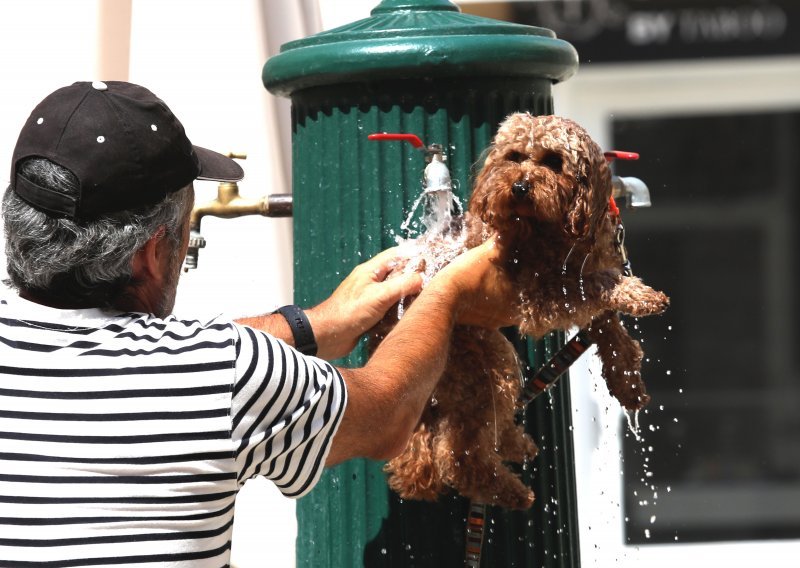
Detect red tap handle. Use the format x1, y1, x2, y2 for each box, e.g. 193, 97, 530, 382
604, 151, 639, 162
368, 133, 425, 149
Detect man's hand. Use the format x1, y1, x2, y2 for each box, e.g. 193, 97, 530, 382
307, 248, 423, 360
235, 248, 421, 360
428, 238, 521, 329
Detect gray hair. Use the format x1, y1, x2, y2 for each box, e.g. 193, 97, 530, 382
3, 157, 193, 307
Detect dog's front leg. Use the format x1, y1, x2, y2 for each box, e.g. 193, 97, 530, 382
585, 311, 650, 410
601, 275, 669, 317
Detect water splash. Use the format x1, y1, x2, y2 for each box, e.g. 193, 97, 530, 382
560, 243, 576, 299
393, 155, 468, 291
401, 187, 463, 240
624, 409, 641, 441
561, 242, 576, 273
579, 252, 590, 301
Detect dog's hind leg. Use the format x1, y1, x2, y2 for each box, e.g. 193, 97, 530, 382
384, 422, 444, 502
447, 447, 536, 510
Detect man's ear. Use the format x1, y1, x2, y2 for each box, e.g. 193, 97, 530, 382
131, 226, 166, 282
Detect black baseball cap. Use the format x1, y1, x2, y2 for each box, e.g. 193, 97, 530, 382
10, 80, 244, 220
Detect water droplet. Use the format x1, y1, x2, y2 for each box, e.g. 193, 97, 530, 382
36, 117, 44, 125
150, 124, 158, 131
97, 135, 105, 143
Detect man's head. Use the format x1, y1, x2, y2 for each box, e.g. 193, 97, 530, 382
3, 81, 243, 316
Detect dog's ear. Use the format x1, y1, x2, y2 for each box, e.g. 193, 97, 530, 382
468, 146, 497, 222
565, 162, 591, 238
566, 158, 611, 240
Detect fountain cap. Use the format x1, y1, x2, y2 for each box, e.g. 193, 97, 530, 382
263, 0, 578, 97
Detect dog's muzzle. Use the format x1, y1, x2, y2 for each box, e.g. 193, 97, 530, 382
511, 180, 531, 199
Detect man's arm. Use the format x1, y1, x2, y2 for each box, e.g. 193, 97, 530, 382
325, 239, 519, 465
325, 279, 456, 464
237, 239, 518, 468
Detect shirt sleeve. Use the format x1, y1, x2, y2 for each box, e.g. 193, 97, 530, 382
230, 322, 347, 498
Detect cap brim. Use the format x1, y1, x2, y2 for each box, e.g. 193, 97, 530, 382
193, 145, 244, 182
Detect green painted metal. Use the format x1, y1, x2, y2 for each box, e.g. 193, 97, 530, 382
263, 1, 581, 566
263, 0, 577, 98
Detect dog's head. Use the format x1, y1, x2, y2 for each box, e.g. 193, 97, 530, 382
470, 113, 612, 242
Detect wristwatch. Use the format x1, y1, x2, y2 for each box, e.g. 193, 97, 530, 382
273, 304, 318, 356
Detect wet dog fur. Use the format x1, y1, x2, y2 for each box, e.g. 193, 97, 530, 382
373, 113, 669, 510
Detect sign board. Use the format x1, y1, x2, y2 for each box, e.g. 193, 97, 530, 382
465, 1, 800, 63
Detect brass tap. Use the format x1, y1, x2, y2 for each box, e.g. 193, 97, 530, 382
184, 152, 293, 271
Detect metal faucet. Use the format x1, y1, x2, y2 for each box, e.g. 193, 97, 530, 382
604, 150, 652, 209
612, 176, 651, 208
184, 152, 293, 271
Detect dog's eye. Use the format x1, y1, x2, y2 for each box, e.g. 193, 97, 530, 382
540, 152, 563, 173
505, 151, 527, 164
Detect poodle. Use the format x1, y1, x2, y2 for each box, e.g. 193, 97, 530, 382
373, 113, 669, 510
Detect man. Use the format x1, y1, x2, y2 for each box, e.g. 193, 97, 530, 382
0, 81, 517, 566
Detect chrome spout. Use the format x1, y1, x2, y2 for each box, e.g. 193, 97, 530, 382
612, 176, 651, 208
423, 152, 451, 194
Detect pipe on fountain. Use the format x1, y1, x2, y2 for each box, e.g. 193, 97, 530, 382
183, 153, 293, 271
612, 176, 652, 208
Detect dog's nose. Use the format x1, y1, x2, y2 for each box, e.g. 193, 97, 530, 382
511, 180, 531, 198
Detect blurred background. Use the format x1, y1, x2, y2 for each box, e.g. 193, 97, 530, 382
1, 0, 798, 566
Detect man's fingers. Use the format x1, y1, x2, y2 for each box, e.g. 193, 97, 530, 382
357, 247, 404, 282
377, 271, 422, 305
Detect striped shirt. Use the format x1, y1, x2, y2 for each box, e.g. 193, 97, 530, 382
0, 294, 346, 567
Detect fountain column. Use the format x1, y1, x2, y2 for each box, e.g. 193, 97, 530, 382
263, 1, 580, 565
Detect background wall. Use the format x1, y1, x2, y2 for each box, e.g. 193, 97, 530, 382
0, 1, 310, 566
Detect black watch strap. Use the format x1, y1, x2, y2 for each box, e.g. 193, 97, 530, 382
274, 305, 318, 357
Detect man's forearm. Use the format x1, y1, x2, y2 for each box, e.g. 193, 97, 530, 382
234, 313, 293, 343
366, 283, 456, 417
326, 281, 458, 464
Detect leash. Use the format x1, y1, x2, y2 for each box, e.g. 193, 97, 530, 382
465, 501, 488, 567
463, 327, 594, 566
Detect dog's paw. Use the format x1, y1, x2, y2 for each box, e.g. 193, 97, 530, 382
604, 277, 669, 317
489, 483, 535, 510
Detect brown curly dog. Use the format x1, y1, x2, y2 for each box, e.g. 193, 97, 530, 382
374, 113, 669, 510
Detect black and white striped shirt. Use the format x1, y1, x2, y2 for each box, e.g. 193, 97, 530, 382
0, 294, 346, 567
